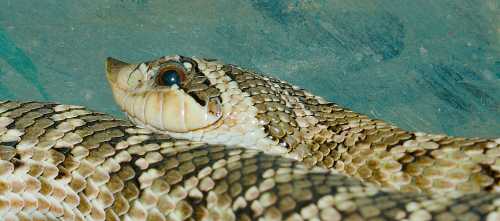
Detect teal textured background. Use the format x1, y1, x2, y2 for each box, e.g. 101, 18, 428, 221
0, 0, 498, 137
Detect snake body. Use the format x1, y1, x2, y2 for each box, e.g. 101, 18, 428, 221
0, 55, 499, 220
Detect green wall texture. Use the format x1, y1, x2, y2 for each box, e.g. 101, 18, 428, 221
0, 0, 498, 137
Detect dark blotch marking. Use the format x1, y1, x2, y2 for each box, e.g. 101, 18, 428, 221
55, 147, 72, 156
188, 92, 207, 106
0, 141, 18, 147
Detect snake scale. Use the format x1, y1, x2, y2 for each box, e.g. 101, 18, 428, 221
0, 55, 499, 221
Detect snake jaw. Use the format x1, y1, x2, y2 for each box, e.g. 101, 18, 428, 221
106, 57, 222, 132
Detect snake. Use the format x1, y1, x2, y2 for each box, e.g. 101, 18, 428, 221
0, 55, 499, 221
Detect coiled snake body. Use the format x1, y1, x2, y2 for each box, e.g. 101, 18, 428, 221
0, 55, 499, 221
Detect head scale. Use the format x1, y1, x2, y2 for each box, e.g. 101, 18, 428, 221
105, 55, 222, 132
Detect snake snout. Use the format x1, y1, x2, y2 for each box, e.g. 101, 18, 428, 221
106, 57, 129, 84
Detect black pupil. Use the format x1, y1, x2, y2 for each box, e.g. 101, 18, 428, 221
160, 70, 181, 86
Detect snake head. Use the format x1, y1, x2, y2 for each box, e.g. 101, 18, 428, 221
105, 56, 222, 132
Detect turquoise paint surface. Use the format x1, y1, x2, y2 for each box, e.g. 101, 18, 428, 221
0, 0, 498, 137
0, 28, 49, 99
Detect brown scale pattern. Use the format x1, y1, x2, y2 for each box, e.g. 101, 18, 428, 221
221, 65, 500, 195
2, 101, 500, 221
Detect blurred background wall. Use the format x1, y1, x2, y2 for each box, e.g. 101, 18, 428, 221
0, 0, 498, 137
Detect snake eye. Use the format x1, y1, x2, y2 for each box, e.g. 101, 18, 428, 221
159, 70, 181, 86
156, 64, 186, 87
